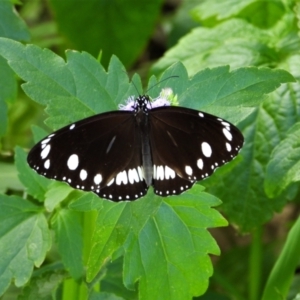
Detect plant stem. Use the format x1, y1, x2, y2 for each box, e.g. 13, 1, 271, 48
249, 227, 263, 300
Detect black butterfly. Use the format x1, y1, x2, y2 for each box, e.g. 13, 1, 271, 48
27, 92, 244, 201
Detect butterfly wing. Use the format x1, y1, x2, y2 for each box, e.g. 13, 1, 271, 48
27, 111, 148, 201
149, 106, 244, 196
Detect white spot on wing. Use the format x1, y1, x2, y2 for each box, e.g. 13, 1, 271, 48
223, 128, 232, 141
201, 142, 212, 157
137, 166, 143, 181
69, 124, 75, 130
165, 166, 175, 179
197, 159, 203, 169
41, 138, 50, 145
198, 112, 204, 117
116, 170, 128, 185
185, 165, 193, 176
41, 144, 51, 159
44, 159, 50, 169
128, 168, 139, 184
226, 142, 232, 152
80, 169, 88, 181
67, 154, 79, 170
156, 165, 164, 180
94, 174, 102, 185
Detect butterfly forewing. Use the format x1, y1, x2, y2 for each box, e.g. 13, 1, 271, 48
149, 106, 243, 196
27, 111, 148, 201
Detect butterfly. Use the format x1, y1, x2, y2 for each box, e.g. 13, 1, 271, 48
27, 89, 244, 201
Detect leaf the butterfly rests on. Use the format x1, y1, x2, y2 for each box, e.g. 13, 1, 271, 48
27, 89, 244, 201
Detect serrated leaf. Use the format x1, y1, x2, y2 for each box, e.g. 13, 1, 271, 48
203, 55, 300, 231
0, 194, 51, 296
265, 123, 300, 198
152, 19, 275, 76
51, 209, 84, 280
15, 146, 50, 201
0, 0, 30, 41
87, 186, 226, 299
49, 0, 163, 67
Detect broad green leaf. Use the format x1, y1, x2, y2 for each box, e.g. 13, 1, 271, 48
191, 0, 285, 28
49, 0, 163, 67
152, 19, 275, 76
51, 209, 84, 280
88, 186, 226, 299
203, 55, 299, 231
0, 39, 138, 130
15, 146, 50, 201
0, 0, 30, 41
0, 194, 51, 296
265, 123, 300, 198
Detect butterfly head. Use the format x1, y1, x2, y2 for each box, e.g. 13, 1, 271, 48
134, 95, 151, 115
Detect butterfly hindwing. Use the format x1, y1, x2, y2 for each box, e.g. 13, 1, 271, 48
149, 106, 243, 196
27, 111, 148, 201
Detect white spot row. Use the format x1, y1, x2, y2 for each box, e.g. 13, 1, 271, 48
153, 165, 176, 180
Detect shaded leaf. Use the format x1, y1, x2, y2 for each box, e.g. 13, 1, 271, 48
0, 195, 51, 296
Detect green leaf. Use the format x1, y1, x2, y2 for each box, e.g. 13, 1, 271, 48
44, 182, 74, 212
264, 123, 300, 198
203, 54, 299, 231
0, 161, 23, 194
15, 146, 50, 201
0, 0, 30, 41
191, 0, 285, 28
18, 263, 68, 300
100, 257, 138, 300
152, 19, 276, 76
68, 192, 104, 211
51, 209, 84, 280
0, 56, 17, 137
49, 0, 163, 67
0, 194, 51, 296
0, 38, 139, 130
88, 186, 227, 299
262, 216, 300, 300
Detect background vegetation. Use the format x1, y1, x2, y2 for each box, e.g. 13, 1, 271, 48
0, 0, 300, 299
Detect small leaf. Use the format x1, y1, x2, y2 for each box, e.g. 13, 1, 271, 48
0, 194, 51, 296
265, 123, 300, 198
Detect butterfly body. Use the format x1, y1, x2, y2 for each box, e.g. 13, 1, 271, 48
28, 94, 244, 201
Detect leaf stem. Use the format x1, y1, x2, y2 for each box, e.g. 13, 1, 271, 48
249, 227, 263, 300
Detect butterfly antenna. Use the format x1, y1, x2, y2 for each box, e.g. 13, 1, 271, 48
146, 75, 179, 93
